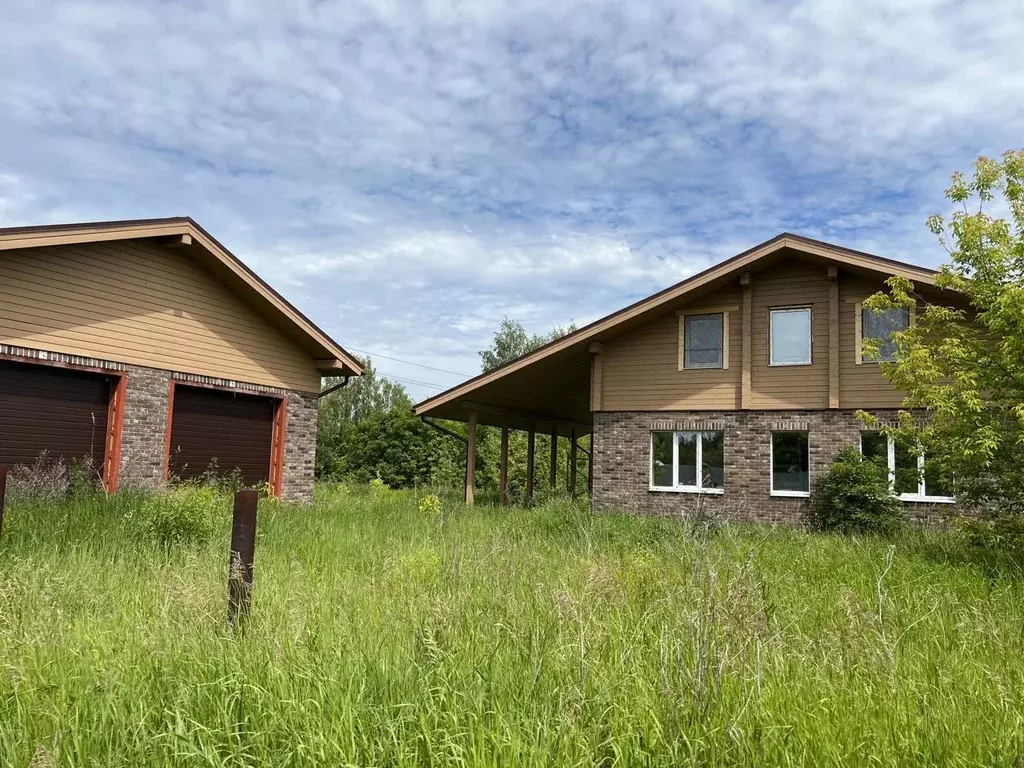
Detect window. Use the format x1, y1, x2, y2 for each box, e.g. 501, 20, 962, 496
650, 430, 725, 493
769, 308, 811, 366
771, 431, 809, 496
861, 307, 910, 362
860, 431, 954, 502
682, 313, 725, 369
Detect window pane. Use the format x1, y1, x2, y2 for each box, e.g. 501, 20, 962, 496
924, 458, 952, 498
861, 431, 888, 469
863, 307, 909, 361
652, 432, 673, 487
677, 432, 698, 487
770, 309, 811, 365
894, 440, 920, 496
772, 432, 809, 492
685, 314, 724, 369
701, 431, 724, 489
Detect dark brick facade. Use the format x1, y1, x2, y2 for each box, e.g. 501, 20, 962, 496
592, 410, 953, 525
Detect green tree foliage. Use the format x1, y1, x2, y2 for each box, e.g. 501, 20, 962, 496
480, 317, 578, 372
811, 448, 904, 535
862, 150, 1024, 519
316, 358, 438, 486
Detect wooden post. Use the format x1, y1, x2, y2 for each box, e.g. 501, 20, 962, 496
526, 427, 535, 505
465, 410, 477, 505
228, 489, 258, 628
499, 426, 509, 507
0, 467, 7, 542
569, 429, 578, 498
828, 265, 840, 408
549, 425, 558, 490
741, 272, 752, 409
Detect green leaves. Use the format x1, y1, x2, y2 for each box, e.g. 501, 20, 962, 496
868, 150, 1024, 518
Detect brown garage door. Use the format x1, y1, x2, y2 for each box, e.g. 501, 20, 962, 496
0, 359, 113, 473
167, 385, 278, 486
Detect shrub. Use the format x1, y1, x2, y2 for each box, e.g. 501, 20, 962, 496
811, 447, 904, 535
135, 485, 221, 549
954, 513, 1024, 555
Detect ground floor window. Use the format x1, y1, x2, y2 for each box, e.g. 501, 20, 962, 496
860, 431, 954, 503
650, 430, 724, 493
771, 431, 809, 496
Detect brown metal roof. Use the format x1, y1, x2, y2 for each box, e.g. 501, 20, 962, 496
0, 217, 363, 377
414, 232, 944, 434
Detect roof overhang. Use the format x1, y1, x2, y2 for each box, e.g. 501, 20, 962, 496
414, 232, 948, 432
0, 217, 363, 378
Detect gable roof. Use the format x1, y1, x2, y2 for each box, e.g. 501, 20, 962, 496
414, 232, 943, 430
0, 216, 363, 377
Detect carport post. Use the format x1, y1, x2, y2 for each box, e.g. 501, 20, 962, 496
499, 426, 509, 507
526, 426, 535, 505
549, 425, 558, 490
228, 489, 258, 628
0, 467, 7, 542
465, 410, 477, 505
569, 429, 578, 498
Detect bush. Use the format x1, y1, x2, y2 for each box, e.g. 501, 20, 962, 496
812, 447, 904, 535
135, 485, 222, 549
955, 513, 1024, 555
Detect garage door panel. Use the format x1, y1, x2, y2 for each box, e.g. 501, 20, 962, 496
0, 360, 112, 469
168, 385, 276, 485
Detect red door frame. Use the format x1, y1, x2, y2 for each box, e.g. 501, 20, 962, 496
0, 352, 125, 493
163, 379, 287, 498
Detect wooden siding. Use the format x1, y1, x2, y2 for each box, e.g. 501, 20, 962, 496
0, 240, 322, 391
749, 263, 831, 409
838, 274, 905, 408
601, 293, 743, 411
595, 259, 934, 412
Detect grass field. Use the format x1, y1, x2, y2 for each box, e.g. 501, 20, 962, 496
2, 485, 1024, 766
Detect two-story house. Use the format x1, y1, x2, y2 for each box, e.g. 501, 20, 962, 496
414, 233, 956, 523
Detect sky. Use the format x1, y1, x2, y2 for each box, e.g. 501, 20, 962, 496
2, 0, 1022, 401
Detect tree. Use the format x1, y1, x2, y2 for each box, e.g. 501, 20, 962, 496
480, 317, 578, 372
316, 357, 426, 482
862, 150, 1024, 518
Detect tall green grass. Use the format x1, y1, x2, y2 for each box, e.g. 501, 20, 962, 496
2, 485, 1024, 766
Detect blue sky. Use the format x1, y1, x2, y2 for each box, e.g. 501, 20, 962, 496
2, 0, 1022, 400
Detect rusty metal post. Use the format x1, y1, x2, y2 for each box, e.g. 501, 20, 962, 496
228, 489, 259, 628
0, 467, 7, 542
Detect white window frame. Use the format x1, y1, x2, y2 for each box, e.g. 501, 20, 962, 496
649, 430, 725, 494
769, 431, 810, 497
855, 303, 914, 365
769, 307, 812, 367
859, 432, 955, 504
677, 308, 733, 371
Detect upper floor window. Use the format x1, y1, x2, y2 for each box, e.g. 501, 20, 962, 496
860, 431, 953, 503
681, 313, 725, 369
860, 307, 910, 363
769, 307, 811, 366
651, 430, 725, 493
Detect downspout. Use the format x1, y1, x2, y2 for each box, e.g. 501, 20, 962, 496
316, 376, 351, 400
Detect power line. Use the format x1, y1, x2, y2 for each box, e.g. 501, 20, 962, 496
346, 346, 474, 378
377, 372, 446, 390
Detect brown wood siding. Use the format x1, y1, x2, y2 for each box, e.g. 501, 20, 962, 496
0, 359, 112, 470
601, 293, 743, 411
839, 274, 905, 408
749, 263, 831, 408
168, 386, 276, 485
0, 240, 321, 391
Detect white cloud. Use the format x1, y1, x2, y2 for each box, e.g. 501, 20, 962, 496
0, 0, 1022, 399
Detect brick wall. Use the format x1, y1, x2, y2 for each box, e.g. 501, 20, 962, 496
119, 364, 173, 488
3, 348, 319, 504
592, 410, 952, 525
280, 390, 318, 504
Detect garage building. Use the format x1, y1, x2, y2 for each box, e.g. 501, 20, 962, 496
0, 218, 362, 502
